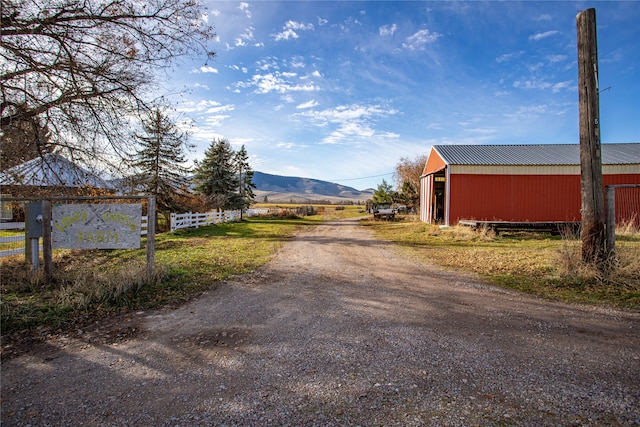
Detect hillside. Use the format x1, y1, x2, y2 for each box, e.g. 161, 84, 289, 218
109, 171, 373, 204
252, 171, 373, 203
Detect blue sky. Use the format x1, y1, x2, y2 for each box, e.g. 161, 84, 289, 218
168, 1, 639, 190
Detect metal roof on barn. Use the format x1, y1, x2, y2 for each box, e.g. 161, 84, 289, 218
433, 143, 640, 166
0, 153, 112, 188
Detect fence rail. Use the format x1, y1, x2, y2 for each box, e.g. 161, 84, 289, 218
170, 211, 240, 232
0, 216, 148, 258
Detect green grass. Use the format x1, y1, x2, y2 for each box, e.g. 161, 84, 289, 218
1, 217, 313, 335
3, 211, 637, 340
362, 217, 640, 309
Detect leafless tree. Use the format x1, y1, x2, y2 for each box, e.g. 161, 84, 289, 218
393, 154, 427, 191
393, 154, 428, 210
0, 0, 215, 171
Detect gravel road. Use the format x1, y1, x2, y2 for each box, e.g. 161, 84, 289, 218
2, 217, 640, 426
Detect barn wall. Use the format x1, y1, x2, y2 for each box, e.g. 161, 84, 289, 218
447, 173, 640, 224
422, 149, 447, 176
419, 175, 431, 222
453, 164, 638, 175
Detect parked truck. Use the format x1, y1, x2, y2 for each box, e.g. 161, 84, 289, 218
372, 203, 396, 220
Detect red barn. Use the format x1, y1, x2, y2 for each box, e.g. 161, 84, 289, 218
419, 143, 640, 226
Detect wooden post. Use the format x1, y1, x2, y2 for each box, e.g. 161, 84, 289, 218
42, 200, 53, 284
24, 204, 32, 265
577, 8, 605, 266
605, 186, 616, 259
146, 196, 156, 282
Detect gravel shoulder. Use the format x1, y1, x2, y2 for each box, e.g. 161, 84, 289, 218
2, 217, 640, 426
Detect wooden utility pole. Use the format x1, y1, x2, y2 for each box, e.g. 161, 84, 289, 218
577, 8, 605, 266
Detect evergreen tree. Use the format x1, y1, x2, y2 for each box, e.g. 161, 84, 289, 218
234, 145, 256, 210
130, 108, 192, 227
193, 138, 239, 211
372, 179, 395, 204
397, 181, 419, 210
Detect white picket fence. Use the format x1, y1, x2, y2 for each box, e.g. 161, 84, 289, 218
170, 210, 240, 232
0, 222, 27, 257
169, 209, 271, 232
2, 208, 270, 256
0, 217, 148, 258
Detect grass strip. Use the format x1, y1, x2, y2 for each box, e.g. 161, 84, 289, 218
362, 217, 640, 309
1, 217, 313, 335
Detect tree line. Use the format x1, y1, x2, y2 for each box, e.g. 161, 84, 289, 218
129, 108, 256, 228
372, 154, 427, 212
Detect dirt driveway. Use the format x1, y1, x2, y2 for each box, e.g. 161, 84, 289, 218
2, 218, 640, 426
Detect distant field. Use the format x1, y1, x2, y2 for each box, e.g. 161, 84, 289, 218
250, 204, 368, 220
253, 189, 370, 204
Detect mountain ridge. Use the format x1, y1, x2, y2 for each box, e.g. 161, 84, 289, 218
252, 171, 373, 203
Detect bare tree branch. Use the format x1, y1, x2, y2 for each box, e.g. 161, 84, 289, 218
1, 0, 215, 171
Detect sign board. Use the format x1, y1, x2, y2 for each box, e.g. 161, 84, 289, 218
52, 204, 142, 249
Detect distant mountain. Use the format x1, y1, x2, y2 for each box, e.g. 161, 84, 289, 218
109, 171, 373, 203
252, 171, 373, 203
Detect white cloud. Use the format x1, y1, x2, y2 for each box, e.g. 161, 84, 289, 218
496, 51, 524, 63
234, 26, 256, 47
206, 104, 236, 114
193, 66, 218, 74
296, 100, 319, 109
274, 29, 298, 41
176, 100, 234, 115
237, 72, 319, 94
239, 2, 251, 18
513, 78, 572, 93
379, 24, 397, 37
296, 103, 399, 145
204, 114, 233, 127
290, 56, 306, 68
503, 104, 551, 120
601, 49, 623, 64
273, 20, 314, 41
288, 21, 314, 31
318, 16, 328, 26
229, 137, 254, 148
550, 81, 573, 93
547, 54, 567, 63
529, 30, 560, 41
402, 29, 441, 51
276, 141, 308, 150
300, 70, 322, 80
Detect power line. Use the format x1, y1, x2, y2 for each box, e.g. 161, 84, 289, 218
329, 172, 394, 182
